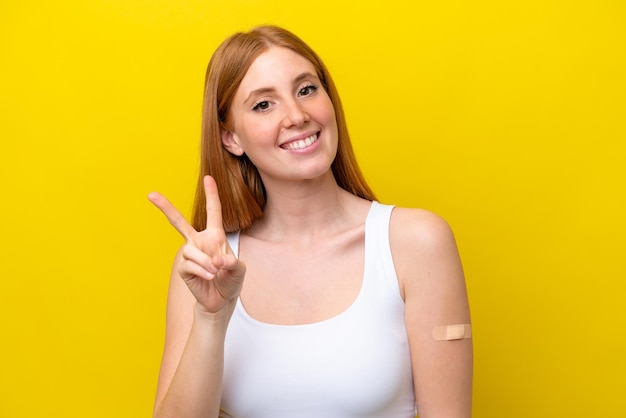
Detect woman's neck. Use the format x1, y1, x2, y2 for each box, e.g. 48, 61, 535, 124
245, 172, 369, 242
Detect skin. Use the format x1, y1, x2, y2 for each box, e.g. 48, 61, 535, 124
150, 47, 472, 418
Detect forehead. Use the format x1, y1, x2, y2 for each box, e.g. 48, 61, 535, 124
237, 47, 317, 94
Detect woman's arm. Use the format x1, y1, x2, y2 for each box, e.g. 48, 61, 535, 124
153, 252, 235, 418
390, 208, 473, 418
150, 176, 245, 418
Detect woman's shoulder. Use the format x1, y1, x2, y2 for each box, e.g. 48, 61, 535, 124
389, 206, 457, 249
388, 206, 464, 299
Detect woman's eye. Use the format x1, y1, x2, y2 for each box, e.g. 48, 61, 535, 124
298, 84, 318, 96
252, 100, 270, 111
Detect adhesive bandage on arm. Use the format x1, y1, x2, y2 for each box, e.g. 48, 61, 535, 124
432, 324, 472, 341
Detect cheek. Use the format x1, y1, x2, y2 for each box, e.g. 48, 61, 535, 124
320, 96, 338, 127
236, 118, 280, 148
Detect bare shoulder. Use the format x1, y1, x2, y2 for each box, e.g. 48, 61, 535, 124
389, 207, 464, 299
390, 207, 457, 252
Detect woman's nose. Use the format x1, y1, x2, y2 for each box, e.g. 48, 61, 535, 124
281, 99, 309, 128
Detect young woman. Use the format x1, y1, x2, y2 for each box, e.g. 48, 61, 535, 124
149, 25, 472, 418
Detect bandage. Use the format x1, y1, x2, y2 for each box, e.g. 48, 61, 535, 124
432, 324, 472, 341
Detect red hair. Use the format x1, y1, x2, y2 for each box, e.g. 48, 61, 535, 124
192, 25, 376, 232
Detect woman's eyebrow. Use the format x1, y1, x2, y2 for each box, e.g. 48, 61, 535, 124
293, 72, 317, 84
244, 72, 318, 104
244, 87, 275, 104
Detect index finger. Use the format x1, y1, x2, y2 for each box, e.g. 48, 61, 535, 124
148, 191, 196, 241
203, 175, 224, 230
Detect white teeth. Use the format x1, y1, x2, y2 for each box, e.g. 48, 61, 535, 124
285, 134, 317, 150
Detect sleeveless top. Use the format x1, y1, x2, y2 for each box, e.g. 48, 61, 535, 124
220, 201, 416, 418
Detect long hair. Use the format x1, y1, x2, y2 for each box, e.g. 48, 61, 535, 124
192, 25, 376, 232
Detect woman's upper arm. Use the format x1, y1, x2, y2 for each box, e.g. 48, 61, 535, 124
154, 248, 197, 410
390, 208, 473, 418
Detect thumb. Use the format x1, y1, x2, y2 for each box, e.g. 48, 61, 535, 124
213, 254, 246, 277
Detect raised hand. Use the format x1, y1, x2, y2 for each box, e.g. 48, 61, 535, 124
148, 176, 245, 315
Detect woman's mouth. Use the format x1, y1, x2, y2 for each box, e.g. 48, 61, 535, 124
281, 133, 319, 151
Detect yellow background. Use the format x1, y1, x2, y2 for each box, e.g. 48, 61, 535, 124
1, 0, 624, 416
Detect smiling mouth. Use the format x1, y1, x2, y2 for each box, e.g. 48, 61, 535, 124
281, 133, 319, 151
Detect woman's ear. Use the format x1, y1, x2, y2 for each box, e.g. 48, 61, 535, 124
221, 129, 244, 156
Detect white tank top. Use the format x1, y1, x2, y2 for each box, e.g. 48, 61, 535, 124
221, 201, 416, 418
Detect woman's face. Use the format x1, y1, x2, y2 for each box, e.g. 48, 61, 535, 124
222, 47, 338, 185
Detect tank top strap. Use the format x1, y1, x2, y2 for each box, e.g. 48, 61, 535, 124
226, 231, 240, 256
364, 201, 402, 300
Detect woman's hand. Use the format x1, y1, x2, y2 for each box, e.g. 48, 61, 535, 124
148, 175, 245, 315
